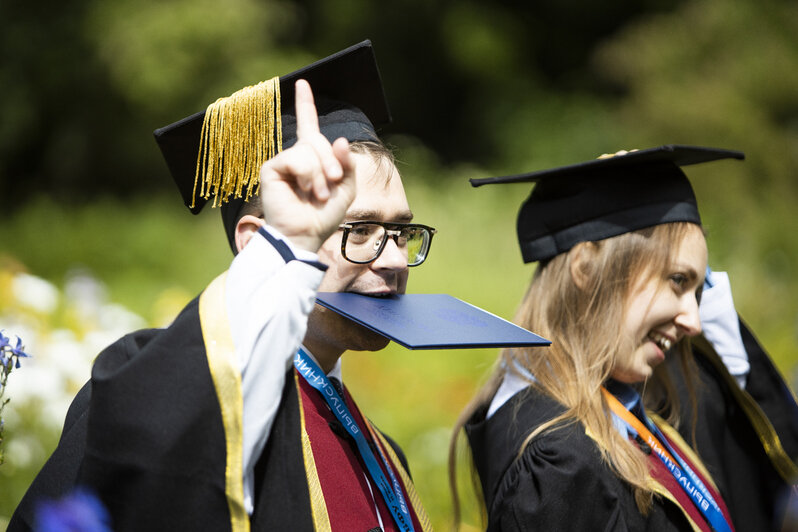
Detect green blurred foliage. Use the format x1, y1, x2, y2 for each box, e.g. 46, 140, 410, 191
1, 0, 797, 530
84, 0, 313, 115
0, 196, 231, 319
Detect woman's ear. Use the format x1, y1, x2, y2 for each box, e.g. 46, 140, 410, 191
234, 214, 264, 253
569, 241, 598, 290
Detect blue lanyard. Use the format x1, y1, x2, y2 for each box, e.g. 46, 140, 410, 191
643, 419, 731, 532
294, 349, 415, 532
607, 384, 733, 532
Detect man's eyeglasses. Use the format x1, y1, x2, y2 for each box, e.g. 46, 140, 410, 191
338, 221, 437, 266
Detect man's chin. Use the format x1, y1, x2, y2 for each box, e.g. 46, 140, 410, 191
346, 322, 391, 352
308, 303, 391, 353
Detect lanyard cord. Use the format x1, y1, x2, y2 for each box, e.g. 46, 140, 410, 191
294, 349, 415, 532
602, 387, 733, 532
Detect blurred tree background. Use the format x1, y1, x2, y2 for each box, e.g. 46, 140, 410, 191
1, 0, 797, 529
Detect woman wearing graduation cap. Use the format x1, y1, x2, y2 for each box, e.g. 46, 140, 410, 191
452, 146, 797, 531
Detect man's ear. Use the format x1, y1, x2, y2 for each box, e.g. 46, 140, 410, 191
235, 215, 264, 253
569, 241, 598, 291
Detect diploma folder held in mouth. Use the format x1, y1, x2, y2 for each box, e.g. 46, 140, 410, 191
315, 292, 550, 350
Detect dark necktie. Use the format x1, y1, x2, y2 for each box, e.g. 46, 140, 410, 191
328, 376, 345, 397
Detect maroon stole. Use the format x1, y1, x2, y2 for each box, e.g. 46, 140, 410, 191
297, 374, 427, 531
647, 415, 736, 532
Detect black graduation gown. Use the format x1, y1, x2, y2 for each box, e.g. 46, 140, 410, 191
8, 296, 231, 531
8, 292, 417, 531
665, 320, 798, 532
465, 387, 702, 532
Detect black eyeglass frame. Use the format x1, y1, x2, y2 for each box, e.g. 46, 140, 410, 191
338, 221, 437, 266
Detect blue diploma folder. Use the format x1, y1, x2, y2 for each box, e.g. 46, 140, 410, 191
315, 293, 550, 350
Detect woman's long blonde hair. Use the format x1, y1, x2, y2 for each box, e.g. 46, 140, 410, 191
449, 222, 701, 525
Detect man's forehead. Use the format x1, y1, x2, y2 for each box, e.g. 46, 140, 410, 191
349, 153, 411, 222
352, 150, 399, 182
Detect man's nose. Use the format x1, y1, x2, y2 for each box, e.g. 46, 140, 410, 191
372, 235, 408, 271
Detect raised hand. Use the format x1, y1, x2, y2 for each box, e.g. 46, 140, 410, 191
259, 79, 357, 253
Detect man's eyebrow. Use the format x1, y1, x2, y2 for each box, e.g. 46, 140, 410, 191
345, 209, 415, 223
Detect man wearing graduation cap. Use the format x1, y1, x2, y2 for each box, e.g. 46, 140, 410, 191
9, 41, 433, 531
460, 145, 797, 531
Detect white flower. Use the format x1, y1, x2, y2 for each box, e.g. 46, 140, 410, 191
98, 303, 147, 335
12, 273, 59, 314
65, 269, 109, 323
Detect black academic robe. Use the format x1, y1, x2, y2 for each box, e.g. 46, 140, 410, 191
465, 386, 709, 532
665, 321, 798, 532
8, 296, 230, 531
8, 290, 423, 531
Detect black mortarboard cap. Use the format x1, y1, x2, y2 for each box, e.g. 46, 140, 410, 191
153, 40, 391, 252
470, 145, 745, 263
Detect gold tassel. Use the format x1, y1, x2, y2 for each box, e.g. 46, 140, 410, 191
192, 77, 282, 208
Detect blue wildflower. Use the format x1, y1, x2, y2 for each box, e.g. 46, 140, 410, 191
12, 336, 29, 358
1, 330, 30, 465
34, 487, 113, 532
12, 337, 28, 368
0, 331, 9, 353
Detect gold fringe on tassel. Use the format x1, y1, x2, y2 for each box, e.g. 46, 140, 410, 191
192, 77, 283, 208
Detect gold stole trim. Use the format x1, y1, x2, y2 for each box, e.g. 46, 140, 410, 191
295, 372, 333, 532
691, 335, 798, 482
367, 424, 434, 532
199, 272, 249, 532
